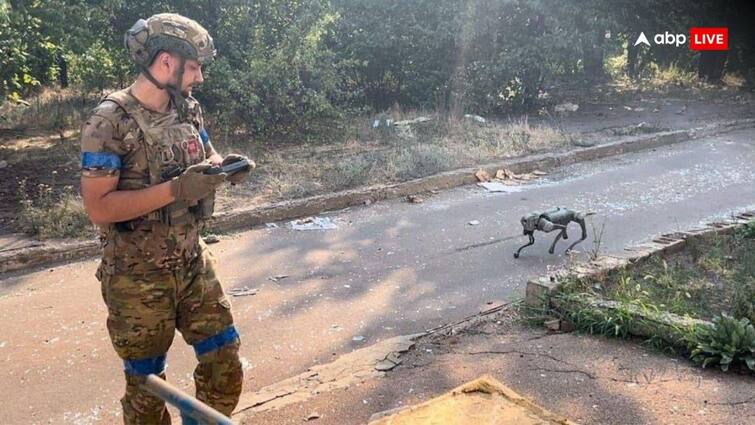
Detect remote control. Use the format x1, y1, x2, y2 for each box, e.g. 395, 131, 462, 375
205, 158, 250, 175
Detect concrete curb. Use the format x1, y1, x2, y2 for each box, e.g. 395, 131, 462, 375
524, 210, 755, 342
2, 117, 754, 275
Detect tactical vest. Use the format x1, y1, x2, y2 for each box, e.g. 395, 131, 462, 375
105, 89, 211, 227
96, 88, 212, 277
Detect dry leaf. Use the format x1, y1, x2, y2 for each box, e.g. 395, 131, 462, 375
475, 170, 491, 182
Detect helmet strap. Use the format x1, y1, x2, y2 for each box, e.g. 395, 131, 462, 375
165, 56, 189, 122
139, 55, 190, 122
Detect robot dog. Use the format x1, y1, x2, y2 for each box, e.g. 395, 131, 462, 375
514, 207, 592, 258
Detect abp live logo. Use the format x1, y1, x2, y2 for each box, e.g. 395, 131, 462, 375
689, 27, 728, 51
634, 27, 728, 50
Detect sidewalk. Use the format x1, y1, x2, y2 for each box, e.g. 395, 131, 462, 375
238, 307, 755, 425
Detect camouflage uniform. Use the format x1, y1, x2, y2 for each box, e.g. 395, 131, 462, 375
80, 89, 242, 424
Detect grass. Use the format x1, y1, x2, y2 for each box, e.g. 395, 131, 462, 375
551, 222, 755, 372
0, 88, 96, 134
249, 113, 573, 198
563, 228, 755, 324
16, 177, 96, 239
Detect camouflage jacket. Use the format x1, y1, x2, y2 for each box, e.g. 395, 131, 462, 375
80, 87, 216, 278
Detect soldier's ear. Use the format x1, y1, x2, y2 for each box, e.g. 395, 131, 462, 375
152, 51, 176, 71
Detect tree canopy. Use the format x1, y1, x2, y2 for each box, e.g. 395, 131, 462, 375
1, 0, 752, 138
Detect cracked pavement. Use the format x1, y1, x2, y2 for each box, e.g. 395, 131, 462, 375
246, 310, 755, 424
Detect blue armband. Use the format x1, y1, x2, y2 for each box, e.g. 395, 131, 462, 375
81, 152, 122, 169
199, 128, 210, 146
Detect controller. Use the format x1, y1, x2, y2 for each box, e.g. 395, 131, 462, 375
204, 158, 250, 175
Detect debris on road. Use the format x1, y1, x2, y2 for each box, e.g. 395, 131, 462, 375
267, 274, 289, 283
228, 286, 259, 297
394, 116, 432, 126
374, 352, 402, 372
290, 216, 338, 231
554, 102, 579, 112
495, 169, 514, 180
474, 169, 491, 182
407, 194, 424, 204
478, 168, 547, 192
372, 118, 394, 128
202, 234, 220, 244
240, 357, 254, 371
477, 182, 509, 192
463, 114, 487, 124
544, 318, 561, 331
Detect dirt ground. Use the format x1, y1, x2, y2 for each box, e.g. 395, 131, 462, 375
241, 309, 755, 425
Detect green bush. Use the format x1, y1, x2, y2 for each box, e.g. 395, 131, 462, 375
196, 0, 347, 142
68, 41, 128, 97
689, 315, 755, 372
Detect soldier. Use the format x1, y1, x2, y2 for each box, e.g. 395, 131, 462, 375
79, 13, 251, 424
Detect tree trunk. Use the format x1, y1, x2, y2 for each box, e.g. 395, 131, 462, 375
627, 43, 640, 80
583, 31, 606, 81
697, 51, 727, 82
56, 53, 68, 88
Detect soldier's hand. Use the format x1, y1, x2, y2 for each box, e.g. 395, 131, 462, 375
222, 154, 255, 185
171, 163, 227, 202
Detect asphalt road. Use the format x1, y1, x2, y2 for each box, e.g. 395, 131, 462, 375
1, 128, 753, 424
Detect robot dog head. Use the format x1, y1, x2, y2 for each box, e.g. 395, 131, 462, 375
521, 213, 539, 235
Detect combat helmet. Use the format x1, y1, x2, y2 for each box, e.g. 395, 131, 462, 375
124, 13, 215, 120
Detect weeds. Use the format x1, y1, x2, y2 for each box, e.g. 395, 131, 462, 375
588, 220, 606, 261
554, 222, 755, 373
0, 88, 95, 132
16, 177, 95, 239
688, 315, 755, 372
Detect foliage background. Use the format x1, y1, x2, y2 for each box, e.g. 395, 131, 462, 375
1, 0, 753, 141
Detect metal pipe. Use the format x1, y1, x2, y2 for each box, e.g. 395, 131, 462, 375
143, 374, 237, 425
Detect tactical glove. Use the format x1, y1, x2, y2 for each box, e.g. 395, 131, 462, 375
171, 163, 226, 202
222, 154, 255, 185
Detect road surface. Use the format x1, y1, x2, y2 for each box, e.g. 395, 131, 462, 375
1, 128, 753, 424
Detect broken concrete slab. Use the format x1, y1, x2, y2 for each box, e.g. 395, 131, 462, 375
233, 334, 423, 416
524, 277, 560, 307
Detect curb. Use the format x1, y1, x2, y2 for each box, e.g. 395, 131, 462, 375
2, 117, 754, 276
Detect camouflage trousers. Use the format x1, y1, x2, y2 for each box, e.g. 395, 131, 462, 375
99, 247, 243, 424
